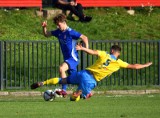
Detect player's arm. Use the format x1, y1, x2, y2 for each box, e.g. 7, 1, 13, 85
80, 34, 89, 49
76, 43, 98, 56
127, 62, 152, 69
57, 0, 75, 6
42, 21, 52, 37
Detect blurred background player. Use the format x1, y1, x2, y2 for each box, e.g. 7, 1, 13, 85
31, 44, 152, 99
53, 0, 92, 22
42, 14, 89, 97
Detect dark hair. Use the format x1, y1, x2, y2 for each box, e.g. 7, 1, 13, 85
53, 14, 66, 24
111, 45, 121, 52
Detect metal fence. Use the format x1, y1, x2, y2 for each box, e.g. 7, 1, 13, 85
0, 40, 160, 90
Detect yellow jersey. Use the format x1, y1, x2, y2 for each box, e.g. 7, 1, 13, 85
86, 50, 129, 81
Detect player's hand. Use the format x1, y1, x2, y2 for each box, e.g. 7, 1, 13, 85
76, 43, 83, 50
70, 1, 76, 6
145, 62, 152, 67
42, 21, 47, 27
74, 2, 77, 6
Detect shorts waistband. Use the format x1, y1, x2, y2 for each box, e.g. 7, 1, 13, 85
85, 70, 96, 81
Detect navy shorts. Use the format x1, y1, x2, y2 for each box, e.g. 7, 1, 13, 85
65, 58, 79, 74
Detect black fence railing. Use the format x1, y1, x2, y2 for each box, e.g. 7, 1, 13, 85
0, 40, 160, 90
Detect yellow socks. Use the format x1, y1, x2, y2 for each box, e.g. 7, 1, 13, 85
43, 77, 60, 85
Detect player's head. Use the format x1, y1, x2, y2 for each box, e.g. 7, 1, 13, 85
110, 45, 121, 57
53, 14, 67, 31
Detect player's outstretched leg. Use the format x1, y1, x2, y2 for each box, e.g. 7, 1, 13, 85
30, 77, 60, 89
30, 82, 43, 89
30, 77, 67, 98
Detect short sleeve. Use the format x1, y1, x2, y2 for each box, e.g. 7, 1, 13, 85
118, 59, 129, 68
69, 29, 81, 40
97, 50, 107, 59
51, 29, 59, 37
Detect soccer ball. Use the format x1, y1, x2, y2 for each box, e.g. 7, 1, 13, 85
43, 90, 55, 101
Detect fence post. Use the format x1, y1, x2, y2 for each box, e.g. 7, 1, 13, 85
80, 42, 87, 70
0, 41, 3, 90
158, 41, 160, 85
81, 51, 85, 70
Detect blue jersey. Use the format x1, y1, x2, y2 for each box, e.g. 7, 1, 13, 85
51, 27, 81, 61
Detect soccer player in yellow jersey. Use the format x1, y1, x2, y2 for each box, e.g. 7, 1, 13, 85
31, 44, 152, 99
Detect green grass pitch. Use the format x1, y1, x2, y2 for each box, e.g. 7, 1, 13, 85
0, 94, 160, 118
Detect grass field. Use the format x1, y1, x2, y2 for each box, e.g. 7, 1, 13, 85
0, 94, 160, 118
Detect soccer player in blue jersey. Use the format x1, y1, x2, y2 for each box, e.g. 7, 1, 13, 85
42, 14, 89, 97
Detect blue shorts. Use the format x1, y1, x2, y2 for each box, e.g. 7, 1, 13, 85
65, 58, 79, 74
67, 70, 97, 98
